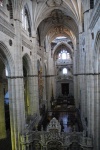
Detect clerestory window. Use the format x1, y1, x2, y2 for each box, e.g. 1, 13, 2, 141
21, 7, 31, 36
58, 50, 70, 60
21, 8, 27, 30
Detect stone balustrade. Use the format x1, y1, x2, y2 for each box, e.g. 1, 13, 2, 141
56, 59, 72, 66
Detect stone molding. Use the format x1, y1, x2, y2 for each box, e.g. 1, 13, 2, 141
22, 35, 33, 50
0, 16, 15, 38
89, 2, 100, 30
0, 7, 8, 17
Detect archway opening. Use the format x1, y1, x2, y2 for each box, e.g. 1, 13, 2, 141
23, 56, 31, 119
52, 36, 73, 100
0, 59, 11, 149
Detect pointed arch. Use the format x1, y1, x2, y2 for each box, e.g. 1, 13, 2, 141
23, 53, 33, 75
53, 41, 73, 60
23, 53, 33, 117
0, 41, 14, 76
21, 3, 32, 36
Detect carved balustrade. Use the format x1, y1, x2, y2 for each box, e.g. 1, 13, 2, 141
20, 118, 93, 150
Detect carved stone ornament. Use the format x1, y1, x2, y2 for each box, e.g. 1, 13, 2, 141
20, 117, 93, 150
50, 9, 64, 24
47, 117, 61, 132
46, 0, 63, 7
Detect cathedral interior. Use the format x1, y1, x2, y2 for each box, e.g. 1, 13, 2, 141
0, 0, 100, 150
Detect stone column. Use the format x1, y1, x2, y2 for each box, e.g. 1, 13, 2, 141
31, 34, 40, 117
73, 47, 79, 108
93, 48, 100, 149
46, 47, 54, 110
85, 32, 94, 138
94, 75, 99, 150
43, 65, 47, 109
83, 4, 95, 138
8, 78, 16, 150
79, 32, 87, 119
8, 2, 26, 149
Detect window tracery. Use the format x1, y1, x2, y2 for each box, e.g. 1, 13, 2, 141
58, 50, 70, 60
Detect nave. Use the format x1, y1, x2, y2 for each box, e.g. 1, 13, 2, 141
19, 101, 92, 150
40, 104, 83, 133
0, 0, 100, 149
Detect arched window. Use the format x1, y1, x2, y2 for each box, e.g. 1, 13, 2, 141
58, 50, 70, 60
0, 0, 3, 6
63, 68, 67, 74
62, 51, 66, 59
21, 8, 27, 30
21, 5, 31, 36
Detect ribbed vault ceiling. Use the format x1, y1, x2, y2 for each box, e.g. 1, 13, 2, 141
33, 0, 83, 46
34, 0, 82, 29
